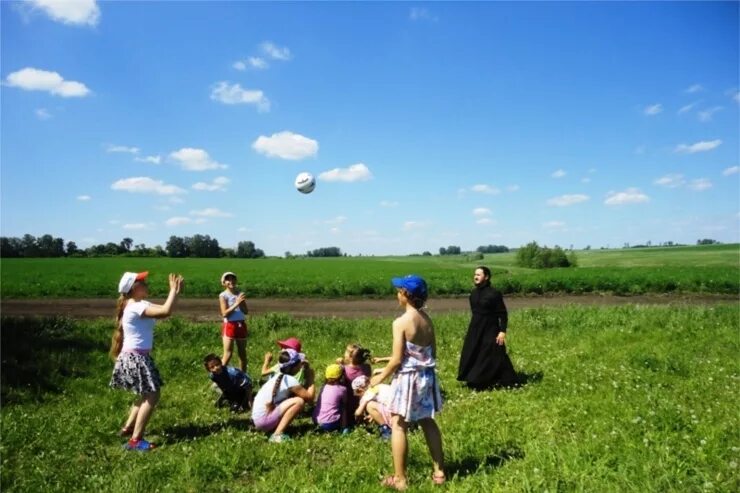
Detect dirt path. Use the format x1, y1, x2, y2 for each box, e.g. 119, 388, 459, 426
1, 294, 736, 321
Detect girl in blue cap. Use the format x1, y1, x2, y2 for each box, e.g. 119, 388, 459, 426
371, 275, 445, 489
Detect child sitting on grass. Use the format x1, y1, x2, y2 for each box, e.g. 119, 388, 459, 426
252, 349, 316, 443
352, 375, 393, 440
336, 343, 372, 418
261, 337, 309, 385
312, 364, 349, 433
203, 354, 253, 413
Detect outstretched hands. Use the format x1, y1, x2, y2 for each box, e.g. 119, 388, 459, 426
169, 273, 185, 294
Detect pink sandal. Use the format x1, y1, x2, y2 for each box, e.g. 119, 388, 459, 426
381, 476, 408, 491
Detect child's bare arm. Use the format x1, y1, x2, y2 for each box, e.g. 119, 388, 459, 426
372, 356, 391, 364
261, 352, 273, 376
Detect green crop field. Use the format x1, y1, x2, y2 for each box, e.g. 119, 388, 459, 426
1, 305, 738, 492
1, 244, 738, 298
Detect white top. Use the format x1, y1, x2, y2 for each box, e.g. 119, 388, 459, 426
121, 300, 155, 352
220, 290, 246, 322
252, 373, 300, 420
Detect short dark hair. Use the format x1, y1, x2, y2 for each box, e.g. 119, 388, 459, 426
476, 265, 492, 279
203, 353, 221, 368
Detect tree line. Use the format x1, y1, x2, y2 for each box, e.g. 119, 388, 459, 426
0, 234, 267, 259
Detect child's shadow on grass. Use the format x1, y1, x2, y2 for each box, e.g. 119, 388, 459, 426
159, 417, 255, 443
447, 445, 525, 479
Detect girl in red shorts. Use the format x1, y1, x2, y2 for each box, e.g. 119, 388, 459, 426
218, 272, 249, 371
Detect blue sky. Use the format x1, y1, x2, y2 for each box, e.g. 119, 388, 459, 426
2, 1, 738, 255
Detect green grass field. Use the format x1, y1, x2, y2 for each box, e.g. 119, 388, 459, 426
1, 244, 738, 298
2, 305, 738, 492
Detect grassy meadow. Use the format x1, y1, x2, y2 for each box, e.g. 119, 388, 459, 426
2, 305, 738, 492
1, 244, 738, 298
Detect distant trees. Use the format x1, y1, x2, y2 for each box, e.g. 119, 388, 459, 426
439, 245, 461, 255
306, 246, 342, 257
237, 240, 265, 258
515, 241, 577, 269
1, 233, 265, 259
476, 244, 509, 254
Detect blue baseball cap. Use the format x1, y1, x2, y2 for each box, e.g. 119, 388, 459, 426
391, 274, 428, 299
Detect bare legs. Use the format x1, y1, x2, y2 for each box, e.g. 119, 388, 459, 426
386, 414, 445, 489
124, 391, 160, 440
274, 397, 305, 435
222, 337, 247, 371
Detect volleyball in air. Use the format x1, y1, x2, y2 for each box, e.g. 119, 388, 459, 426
295, 172, 316, 194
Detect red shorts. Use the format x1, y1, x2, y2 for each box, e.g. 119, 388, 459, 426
222, 320, 247, 339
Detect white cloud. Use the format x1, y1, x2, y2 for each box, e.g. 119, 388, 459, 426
252, 131, 318, 160
470, 184, 500, 195
722, 166, 739, 176
697, 106, 722, 122
233, 57, 269, 71
27, 0, 100, 26
248, 57, 268, 69
472, 207, 492, 217
654, 174, 685, 188
543, 221, 566, 229
324, 215, 347, 225
678, 101, 700, 115
380, 200, 399, 208
409, 7, 438, 22
643, 103, 663, 116
107, 144, 139, 154
674, 139, 722, 154
688, 178, 712, 191
165, 217, 191, 226
685, 84, 704, 94
135, 155, 162, 164
506, 185, 520, 192
547, 194, 589, 207
261, 41, 291, 60
76, 195, 91, 201
122, 222, 154, 230
5, 67, 90, 97
35, 108, 51, 120
190, 207, 233, 218
169, 148, 227, 171
319, 163, 372, 182
192, 176, 230, 192
604, 188, 650, 206
403, 221, 427, 231
551, 169, 566, 178
111, 176, 186, 195
476, 218, 494, 225
210, 82, 270, 112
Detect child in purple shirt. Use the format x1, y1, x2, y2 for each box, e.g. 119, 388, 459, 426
312, 364, 349, 432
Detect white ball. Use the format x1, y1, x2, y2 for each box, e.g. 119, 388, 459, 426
294, 172, 316, 194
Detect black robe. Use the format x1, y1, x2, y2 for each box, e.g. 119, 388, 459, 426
457, 282, 517, 388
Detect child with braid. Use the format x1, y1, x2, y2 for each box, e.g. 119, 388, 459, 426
251, 349, 316, 443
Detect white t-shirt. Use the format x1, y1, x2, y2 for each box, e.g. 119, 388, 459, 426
252, 373, 300, 420
220, 290, 246, 322
121, 300, 155, 352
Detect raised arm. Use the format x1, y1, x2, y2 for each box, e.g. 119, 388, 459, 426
144, 274, 183, 319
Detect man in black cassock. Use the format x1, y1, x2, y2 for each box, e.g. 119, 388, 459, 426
457, 266, 518, 389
